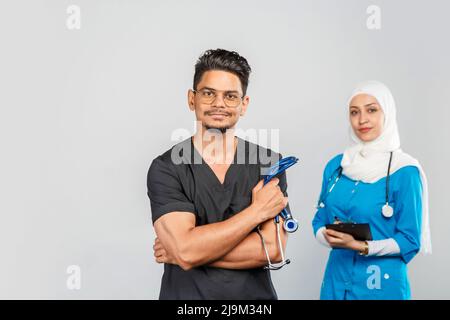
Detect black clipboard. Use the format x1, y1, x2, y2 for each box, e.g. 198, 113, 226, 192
325, 223, 373, 241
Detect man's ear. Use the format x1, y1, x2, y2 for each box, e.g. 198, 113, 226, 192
240, 96, 250, 116
188, 90, 195, 111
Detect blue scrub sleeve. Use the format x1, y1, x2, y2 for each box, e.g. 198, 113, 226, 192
312, 163, 332, 236
392, 167, 423, 264
147, 158, 196, 224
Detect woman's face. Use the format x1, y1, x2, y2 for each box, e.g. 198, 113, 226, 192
349, 93, 385, 142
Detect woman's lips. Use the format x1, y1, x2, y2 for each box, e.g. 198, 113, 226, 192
358, 127, 372, 133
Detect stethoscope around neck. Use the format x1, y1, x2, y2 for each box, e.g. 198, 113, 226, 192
316, 151, 395, 218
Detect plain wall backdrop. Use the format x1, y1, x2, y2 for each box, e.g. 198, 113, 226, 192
0, 0, 449, 299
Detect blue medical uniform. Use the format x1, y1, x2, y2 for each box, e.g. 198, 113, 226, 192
312, 154, 423, 300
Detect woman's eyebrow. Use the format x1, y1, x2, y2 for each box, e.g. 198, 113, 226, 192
350, 103, 377, 109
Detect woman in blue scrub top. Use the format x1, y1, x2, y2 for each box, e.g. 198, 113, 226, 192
312, 81, 432, 300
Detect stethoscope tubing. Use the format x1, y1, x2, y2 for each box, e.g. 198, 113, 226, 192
317, 152, 394, 218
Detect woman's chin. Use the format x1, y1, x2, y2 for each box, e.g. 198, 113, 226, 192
356, 132, 380, 142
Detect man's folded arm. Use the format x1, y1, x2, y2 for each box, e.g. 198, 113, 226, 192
207, 217, 287, 269
153, 206, 266, 271
150, 157, 289, 271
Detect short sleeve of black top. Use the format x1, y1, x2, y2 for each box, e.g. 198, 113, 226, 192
147, 156, 196, 223
146, 137, 291, 300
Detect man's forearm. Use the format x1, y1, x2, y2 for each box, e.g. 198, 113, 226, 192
208, 232, 269, 269
166, 205, 266, 270
208, 219, 287, 269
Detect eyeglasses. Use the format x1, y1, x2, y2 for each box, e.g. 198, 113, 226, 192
192, 88, 244, 108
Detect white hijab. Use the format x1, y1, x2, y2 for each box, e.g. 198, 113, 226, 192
341, 80, 432, 254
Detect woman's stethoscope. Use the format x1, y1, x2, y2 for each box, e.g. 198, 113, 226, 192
257, 156, 299, 270
316, 151, 395, 219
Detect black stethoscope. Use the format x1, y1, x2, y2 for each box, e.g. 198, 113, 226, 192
316, 151, 394, 218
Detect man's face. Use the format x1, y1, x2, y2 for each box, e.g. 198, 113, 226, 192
188, 70, 249, 132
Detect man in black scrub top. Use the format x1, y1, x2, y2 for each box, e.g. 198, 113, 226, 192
147, 49, 291, 300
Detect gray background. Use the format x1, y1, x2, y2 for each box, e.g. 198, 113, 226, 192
0, 0, 449, 299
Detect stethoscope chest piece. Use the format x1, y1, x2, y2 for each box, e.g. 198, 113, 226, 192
283, 217, 299, 233
382, 203, 394, 218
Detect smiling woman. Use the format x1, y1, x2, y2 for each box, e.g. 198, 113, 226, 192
349, 94, 385, 142
312, 80, 432, 300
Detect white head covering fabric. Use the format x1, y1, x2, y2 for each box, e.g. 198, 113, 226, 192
341, 80, 432, 254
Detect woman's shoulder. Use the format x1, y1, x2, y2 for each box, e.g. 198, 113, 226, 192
323, 153, 343, 177
391, 151, 421, 180
390, 165, 422, 195
392, 165, 421, 182
326, 153, 343, 169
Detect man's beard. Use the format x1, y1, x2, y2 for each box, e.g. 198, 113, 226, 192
203, 109, 233, 134
204, 125, 232, 134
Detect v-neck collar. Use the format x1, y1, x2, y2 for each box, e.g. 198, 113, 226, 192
190, 136, 240, 189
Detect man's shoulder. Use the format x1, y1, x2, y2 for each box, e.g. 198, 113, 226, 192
237, 137, 281, 166
241, 137, 281, 156
148, 138, 192, 175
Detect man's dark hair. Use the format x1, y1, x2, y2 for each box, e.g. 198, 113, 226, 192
193, 49, 252, 96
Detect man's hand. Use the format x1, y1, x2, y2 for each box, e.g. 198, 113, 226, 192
251, 178, 288, 223
153, 237, 177, 265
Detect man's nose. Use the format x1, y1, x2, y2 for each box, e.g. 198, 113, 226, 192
211, 93, 226, 108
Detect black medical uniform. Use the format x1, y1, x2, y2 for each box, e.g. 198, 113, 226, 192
147, 137, 290, 300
